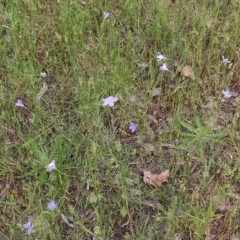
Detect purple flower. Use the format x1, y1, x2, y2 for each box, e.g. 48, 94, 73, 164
129, 122, 137, 133
222, 56, 230, 63
222, 90, 232, 98
102, 96, 119, 107
45, 160, 56, 172
156, 52, 165, 62
103, 12, 110, 19
159, 63, 168, 71
47, 200, 57, 211
23, 217, 34, 235
15, 99, 24, 107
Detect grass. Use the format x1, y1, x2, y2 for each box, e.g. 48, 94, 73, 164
1, 0, 240, 239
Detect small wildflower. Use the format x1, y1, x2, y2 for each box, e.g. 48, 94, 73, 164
48, 200, 57, 211
15, 99, 24, 107
103, 12, 110, 19
40, 72, 47, 78
159, 63, 169, 71
222, 90, 232, 98
23, 217, 34, 235
45, 160, 56, 172
129, 122, 137, 133
222, 56, 231, 63
156, 52, 165, 62
102, 96, 118, 107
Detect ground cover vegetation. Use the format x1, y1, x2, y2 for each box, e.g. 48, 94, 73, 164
1, 0, 240, 239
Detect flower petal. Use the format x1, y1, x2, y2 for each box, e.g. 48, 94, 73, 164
48, 200, 57, 210
222, 90, 232, 98
15, 99, 24, 107
103, 12, 110, 19
27, 226, 33, 235
102, 96, 118, 107
45, 160, 56, 171
129, 122, 137, 133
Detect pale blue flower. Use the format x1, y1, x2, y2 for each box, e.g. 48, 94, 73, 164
159, 63, 168, 71
15, 99, 24, 107
222, 56, 230, 63
45, 160, 56, 172
129, 122, 137, 133
103, 12, 110, 19
156, 52, 165, 62
222, 90, 232, 98
23, 217, 34, 235
48, 200, 57, 211
102, 96, 118, 107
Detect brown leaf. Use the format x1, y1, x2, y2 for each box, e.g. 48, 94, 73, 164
151, 87, 162, 97
181, 65, 195, 80
207, 216, 226, 240
37, 81, 48, 101
110, 114, 119, 130
143, 170, 169, 187
61, 213, 75, 229
212, 196, 231, 212
143, 143, 155, 152
218, 198, 230, 212
229, 90, 239, 97
230, 233, 239, 240
137, 62, 148, 69
81, 1, 86, 6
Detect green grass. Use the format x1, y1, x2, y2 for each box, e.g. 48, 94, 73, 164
1, 0, 240, 239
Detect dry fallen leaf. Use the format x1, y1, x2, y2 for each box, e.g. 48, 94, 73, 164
229, 90, 239, 97
206, 216, 229, 240
212, 196, 231, 212
61, 213, 75, 229
143, 143, 155, 152
151, 87, 162, 97
230, 233, 239, 240
218, 198, 230, 212
137, 62, 148, 69
110, 114, 119, 130
37, 81, 48, 101
181, 65, 195, 80
143, 170, 169, 187
81, 1, 86, 6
